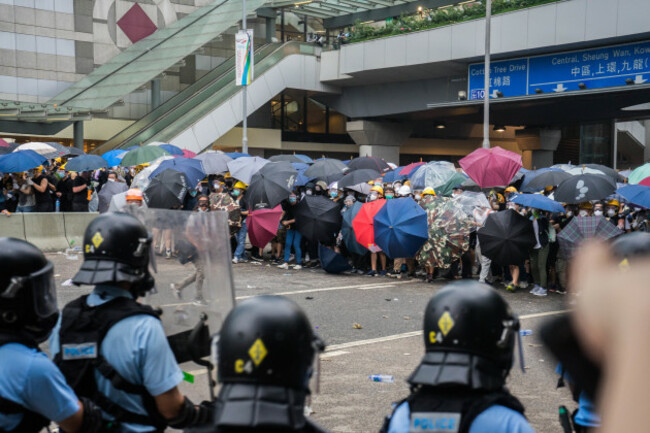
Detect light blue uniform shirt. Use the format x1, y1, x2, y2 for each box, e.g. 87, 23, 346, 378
387, 401, 535, 433
50, 285, 183, 433
0, 343, 79, 431
555, 364, 601, 427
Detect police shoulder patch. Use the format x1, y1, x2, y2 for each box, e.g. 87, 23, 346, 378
409, 412, 461, 433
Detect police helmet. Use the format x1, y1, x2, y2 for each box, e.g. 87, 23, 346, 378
0, 238, 58, 342
611, 232, 650, 263
409, 281, 519, 390
218, 295, 324, 391
72, 212, 154, 296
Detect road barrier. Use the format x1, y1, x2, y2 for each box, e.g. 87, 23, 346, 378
2, 212, 98, 251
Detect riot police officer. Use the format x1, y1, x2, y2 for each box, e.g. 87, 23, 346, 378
380, 281, 534, 433
190, 295, 327, 432
0, 237, 105, 432
49, 212, 211, 432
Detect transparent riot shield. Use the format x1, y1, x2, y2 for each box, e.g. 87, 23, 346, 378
126, 207, 235, 397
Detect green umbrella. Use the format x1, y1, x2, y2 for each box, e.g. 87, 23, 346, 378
120, 146, 170, 167
628, 163, 650, 184
435, 172, 468, 196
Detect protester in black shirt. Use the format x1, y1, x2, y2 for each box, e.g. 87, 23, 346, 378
71, 171, 90, 212
31, 169, 53, 212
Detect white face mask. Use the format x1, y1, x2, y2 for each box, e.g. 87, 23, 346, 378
566, 211, 573, 218
607, 209, 616, 217
108, 178, 115, 182
368, 194, 378, 201
579, 210, 589, 217
594, 210, 603, 217
414, 194, 421, 201
306, 190, 313, 196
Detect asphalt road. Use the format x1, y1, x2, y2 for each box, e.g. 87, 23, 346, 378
48, 252, 575, 433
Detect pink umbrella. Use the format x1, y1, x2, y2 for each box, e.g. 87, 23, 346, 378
399, 161, 425, 175
638, 177, 650, 187
0, 138, 9, 148
247, 205, 283, 248
181, 149, 197, 158
459, 146, 522, 189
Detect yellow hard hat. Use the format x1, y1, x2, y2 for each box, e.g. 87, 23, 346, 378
422, 187, 436, 196
607, 199, 620, 208
234, 181, 247, 189
496, 193, 505, 203
579, 201, 594, 210
370, 185, 384, 196
505, 186, 517, 194
544, 185, 554, 192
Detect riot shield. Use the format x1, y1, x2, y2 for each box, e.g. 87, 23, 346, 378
126, 207, 235, 370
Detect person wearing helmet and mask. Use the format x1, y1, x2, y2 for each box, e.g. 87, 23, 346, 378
188, 295, 326, 433
368, 185, 384, 203
398, 185, 412, 198
278, 192, 303, 271
314, 181, 328, 196
380, 281, 533, 433
0, 238, 107, 433
231, 181, 250, 263
604, 199, 629, 232
49, 213, 212, 433
504, 186, 518, 201
419, 188, 436, 207
578, 202, 593, 217
384, 186, 396, 200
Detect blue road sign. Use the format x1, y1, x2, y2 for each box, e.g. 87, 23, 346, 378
468, 40, 650, 100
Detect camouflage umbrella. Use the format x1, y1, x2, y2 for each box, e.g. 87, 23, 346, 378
208, 192, 241, 236
417, 197, 473, 269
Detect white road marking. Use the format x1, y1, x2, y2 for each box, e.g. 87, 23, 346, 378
320, 350, 350, 359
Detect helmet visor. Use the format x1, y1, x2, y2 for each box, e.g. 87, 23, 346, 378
31, 261, 57, 318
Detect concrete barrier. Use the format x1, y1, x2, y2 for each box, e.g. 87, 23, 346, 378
23, 212, 68, 251
0, 212, 26, 241
64, 212, 98, 249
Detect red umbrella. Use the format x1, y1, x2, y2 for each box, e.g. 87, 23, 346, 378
181, 149, 197, 158
459, 146, 522, 189
247, 205, 283, 248
399, 161, 424, 175
352, 199, 386, 252
0, 138, 9, 148
638, 177, 650, 187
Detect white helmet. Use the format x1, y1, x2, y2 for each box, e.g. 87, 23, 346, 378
398, 185, 412, 196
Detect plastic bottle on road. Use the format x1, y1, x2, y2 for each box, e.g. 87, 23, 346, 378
369, 374, 394, 383
55, 199, 60, 212
519, 329, 533, 336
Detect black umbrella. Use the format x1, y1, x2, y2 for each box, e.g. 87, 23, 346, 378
338, 168, 381, 189
319, 243, 352, 274
65, 154, 107, 172
143, 169, 188, 209
269, 154, 305, 164
304, 158, 348, 184
348, 156, 391, 173
554, 174, 617, 204
294, 195, 342, 243
584, 163, 620, 182
521, 170, 571, 192
246, 161, 298, 208
477, 210, 535, 265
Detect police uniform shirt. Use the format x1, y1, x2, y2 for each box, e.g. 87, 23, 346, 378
50, 285, 184, 433
555, 364, 601, 428
0, 343, 79, 430
386, 401, 535, 433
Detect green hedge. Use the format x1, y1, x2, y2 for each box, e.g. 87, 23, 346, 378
344, 0, 560, 44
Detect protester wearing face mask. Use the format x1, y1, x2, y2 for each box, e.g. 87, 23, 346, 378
578, 201, 593, 217
342, 195, 356, 213
593, 202, 605, 217
368, 185, 383, 202
329, 185, 341, 202
604, 199, 630, 232
384, 187, 395, 200
232, 182, 249, 264
278, 193, 302, 271
314, 181, 328, 196
413, 189, 423, 202
397, 185, 412, 198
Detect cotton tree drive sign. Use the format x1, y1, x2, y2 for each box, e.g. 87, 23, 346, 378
235, 29, 254, 86
468, 40, 650, 100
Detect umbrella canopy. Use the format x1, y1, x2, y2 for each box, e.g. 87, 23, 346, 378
638, 177, 650, 187
453, 191, 491, 217
13, 142, 61, 159
0, 150, 46, 172
45, 142, 83, 157
338, 168, 381, 189
554, 174, 617, 204
226, 156, 269, 184
409, 161, 457, 190
434, 172, 468, 196
247, 205, 284, 248
477, 210, 535, 265
616, 185, 650, 208
97, 180, 128, 213
269, 154, 304, 163
628, 163, 650, 184
245, 161, 297, 208
294, 195, 342, 243
149, 157, 206, 187
383, 168, 408, 184
566, 166, 608, 177
304, 158, 348, 184
0, 142, 19, 155
194, 152, 232, 174
399, 162, 425, 175
130, 156, 175, 190
294, 166, 315, 187
0, 138, 9, 148
225, 152, 251, 159
65, 154, 108, 172
153, 144, 183, 156
510, 193, 565, 213
348, 156, 391, 173
341, 201, 367, 255
459, 146, 522, 189
121, 146, 170, 166
294, 154, 313, 163
520, 168, 571, 192
101, 149, 127, 167
418, 197, 473, 269
373, 198, 428, 258
143, 169, 188, 209
558, 216, 623, 258
319, 243, 352, 274
583, 163, 620, 181
352, 199, 386, 251
181, 149, 196, 158
618, 169, 632, 180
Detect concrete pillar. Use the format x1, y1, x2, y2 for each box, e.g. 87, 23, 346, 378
151, 78, 161, 110
515, 128, 561, 169
73, 121, 84, 150
346, 120, 411, 165
265, 16, 276, 43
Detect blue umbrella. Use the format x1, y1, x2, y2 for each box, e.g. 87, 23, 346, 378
617, 185, 650, 209
291, 162, 310, 171
149, 158, 206, 187
294, 167, 314, 187
373, 198, 428, 258
0, 150, 46, 172
101, 149, 127, 167
383, 168, 408, 184
510, 193, 565, 213
318, 243, 352, 274
65, 154, 108, 172
158, 144, 184, 156
294, 154, 313, 163
225, 152, 251, 159
341, 201, 367, 255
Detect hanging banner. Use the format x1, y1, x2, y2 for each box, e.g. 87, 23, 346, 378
235, 29, 254, 86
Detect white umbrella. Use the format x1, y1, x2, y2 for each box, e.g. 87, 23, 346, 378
131, 155, 175, 190
566, 167, 606, 176
13, 142, 59, 158
226, 156, 269, 184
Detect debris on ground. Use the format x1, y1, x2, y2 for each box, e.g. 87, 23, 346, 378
352, 323, 363, 329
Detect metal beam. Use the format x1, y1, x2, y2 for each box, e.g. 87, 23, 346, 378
355, 0, 395, 7
322, 0, 457, 28
318, 2, 358, 13
0, 120, 72, 135
296, 5, 340, 17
